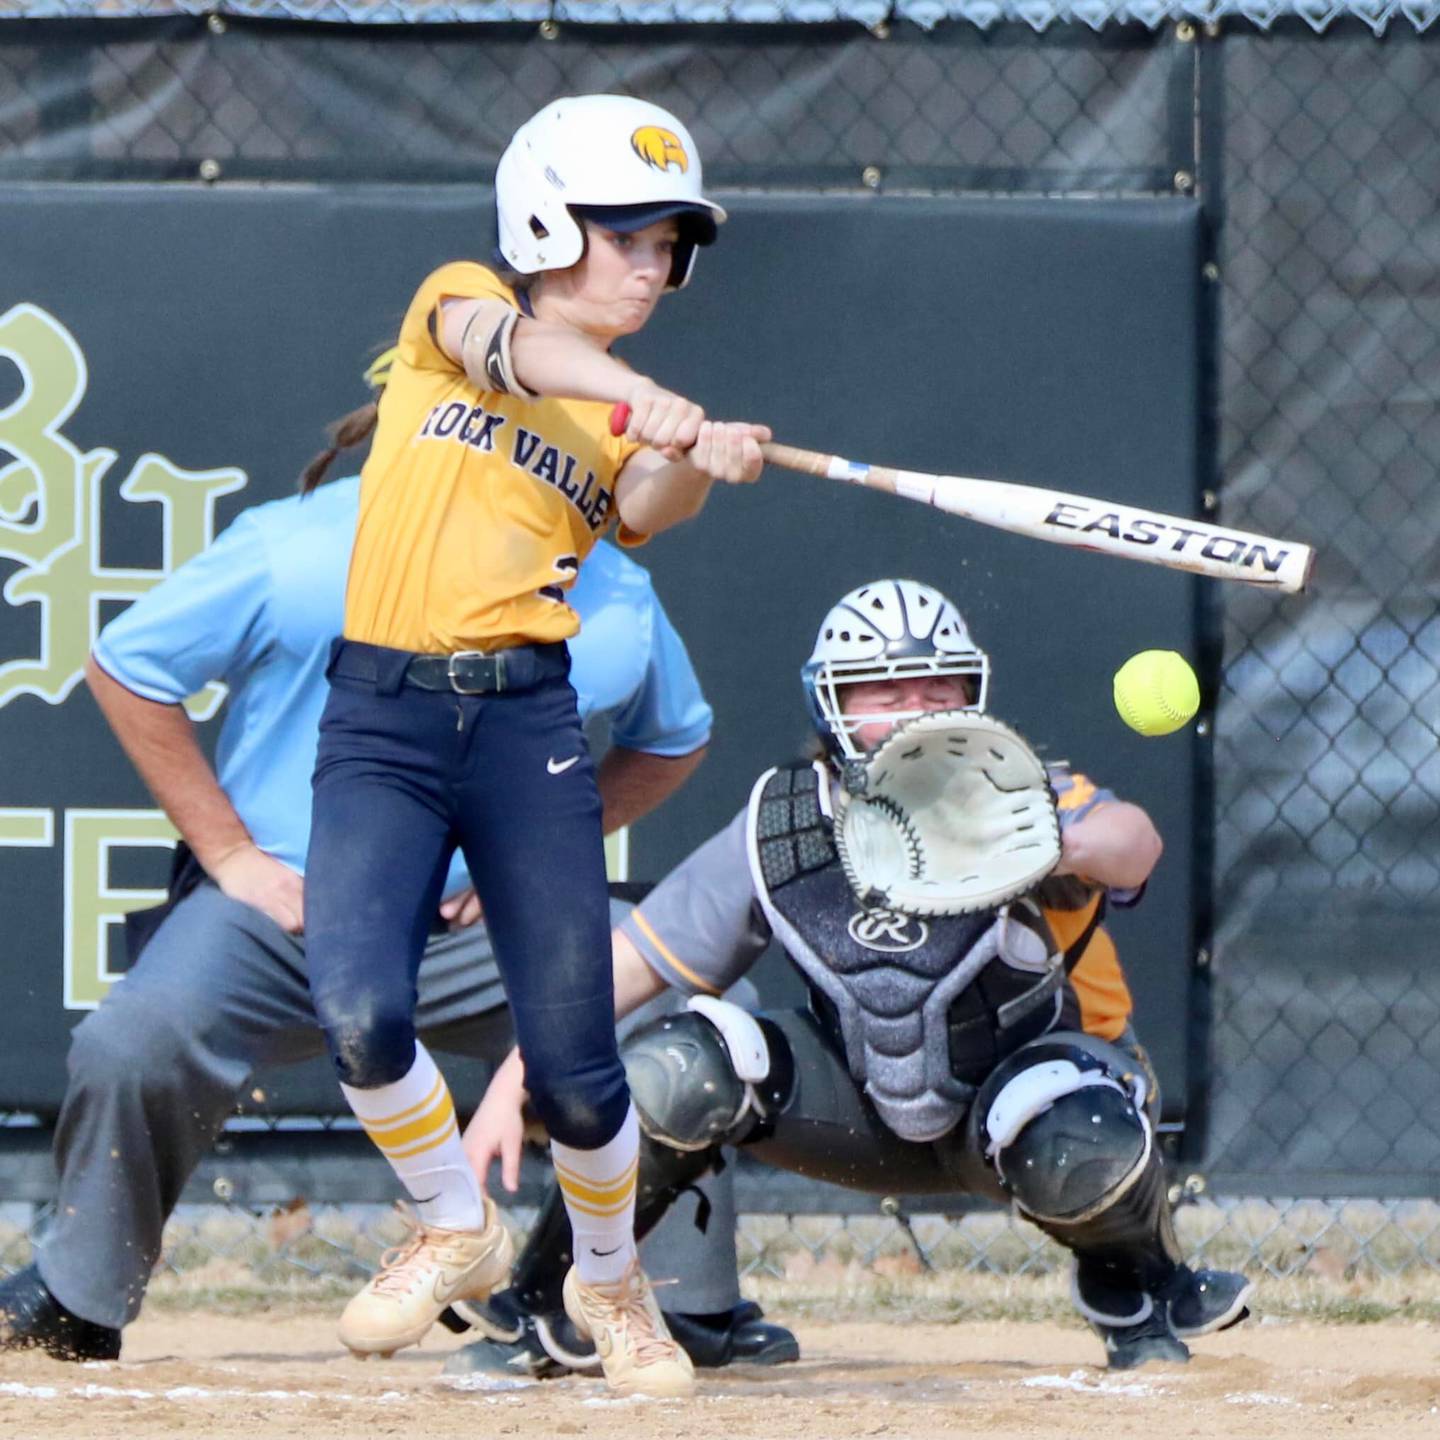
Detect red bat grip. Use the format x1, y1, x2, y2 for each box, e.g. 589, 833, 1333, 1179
609, 402, 631, 436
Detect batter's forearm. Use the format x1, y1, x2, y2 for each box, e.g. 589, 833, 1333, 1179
596, 745, 707, 835
510, 324, 644, 404
437, 299, 640, 405
613, 458, 715, 535
84, 655, 252, 872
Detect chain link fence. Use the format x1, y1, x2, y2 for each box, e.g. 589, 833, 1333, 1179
6, 1189, 1440, 1319
3, 14, 1439, 1296
1, 1, 1433, 33
0, 18, 1184, 186
1205, 22, 1440, 1194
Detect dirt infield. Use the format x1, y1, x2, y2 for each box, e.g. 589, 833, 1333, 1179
1, 1307, 1438, 1440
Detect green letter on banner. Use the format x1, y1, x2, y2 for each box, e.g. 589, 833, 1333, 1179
65, 810, 177, 1010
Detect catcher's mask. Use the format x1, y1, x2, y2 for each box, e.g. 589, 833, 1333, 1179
494, 94, 725, 291
802, 579, 991, 760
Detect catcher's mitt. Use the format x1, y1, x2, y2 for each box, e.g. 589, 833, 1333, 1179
834, 709, 1061, 917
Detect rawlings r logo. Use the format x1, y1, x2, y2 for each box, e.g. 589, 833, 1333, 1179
847, 908, 929, 954
630, 125, 689, 174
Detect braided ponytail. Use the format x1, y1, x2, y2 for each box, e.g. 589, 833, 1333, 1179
298, 346, 396, 496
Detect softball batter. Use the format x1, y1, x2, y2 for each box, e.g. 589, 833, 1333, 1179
302, 94, 765, 1398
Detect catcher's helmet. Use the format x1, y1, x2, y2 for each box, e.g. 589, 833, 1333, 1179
802, 579, 991, 758
495, 94, 725, 290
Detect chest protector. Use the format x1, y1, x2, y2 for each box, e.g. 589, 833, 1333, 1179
747, 760, 1065, 1143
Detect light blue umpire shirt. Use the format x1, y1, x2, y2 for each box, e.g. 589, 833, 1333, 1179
92, 475, 713, 894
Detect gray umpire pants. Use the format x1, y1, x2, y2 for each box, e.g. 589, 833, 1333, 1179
37, 884, 742, 1332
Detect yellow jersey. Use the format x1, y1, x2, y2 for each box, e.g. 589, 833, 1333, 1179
345, 261, 643, 654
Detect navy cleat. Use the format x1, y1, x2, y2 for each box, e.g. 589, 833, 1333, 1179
1072, 1262, 1189, 1371
1166, 1265, 1254, 1338
443, 1289, 800, 1375
1097, 1307, 1191, 1370
442, 1288, 597, 1379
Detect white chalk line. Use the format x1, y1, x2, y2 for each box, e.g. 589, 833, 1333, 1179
1023, 1372, 1313, 1410
0, 1379, 453, 1406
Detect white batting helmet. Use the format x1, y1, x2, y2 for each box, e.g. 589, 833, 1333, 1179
802, 579, 991, 758
495, 94, 726, 290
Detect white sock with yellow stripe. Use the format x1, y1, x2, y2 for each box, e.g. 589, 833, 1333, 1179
552, 1104, 640, 1286
341, 1043, 483, 1232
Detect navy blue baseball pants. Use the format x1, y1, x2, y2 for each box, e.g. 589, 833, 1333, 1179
304, 639, 630, 1150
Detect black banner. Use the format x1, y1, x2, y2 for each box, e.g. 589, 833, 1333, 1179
1, 184, 1202, 1120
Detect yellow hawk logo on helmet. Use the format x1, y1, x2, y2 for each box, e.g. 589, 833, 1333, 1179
630, 126, 689, 174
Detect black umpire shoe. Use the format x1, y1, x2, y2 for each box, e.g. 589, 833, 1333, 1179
662, 1302, 801, 1368
0, 1265, 121, 1362
1166, 1265, 1255, 1338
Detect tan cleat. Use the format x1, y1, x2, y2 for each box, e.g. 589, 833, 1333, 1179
339, 1198, 514, 1357
562, 1260, 696, 1399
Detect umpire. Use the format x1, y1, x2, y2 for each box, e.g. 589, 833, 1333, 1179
0, 470, 794, 1370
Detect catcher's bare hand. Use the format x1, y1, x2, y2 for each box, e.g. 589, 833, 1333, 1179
685, 421, 771, 484
439, 886, 484, 931
463, 1047, 527, 1195
211, 843, 304, 933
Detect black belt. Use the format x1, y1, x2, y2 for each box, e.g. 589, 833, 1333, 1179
404, 652, 512, 694
329, 639, 568, 696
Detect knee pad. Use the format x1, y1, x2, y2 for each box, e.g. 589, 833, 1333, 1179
622, 998, 788, 1151
975, 1036, 1151, 1226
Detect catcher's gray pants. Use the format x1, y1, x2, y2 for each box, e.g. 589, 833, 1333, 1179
747, 1011, 1157, 1197
37, 883, 742, 1332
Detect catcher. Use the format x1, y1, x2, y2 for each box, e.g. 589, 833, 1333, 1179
466, 578, 1254, 1373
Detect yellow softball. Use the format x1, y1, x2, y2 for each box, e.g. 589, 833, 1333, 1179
1113, 650, 1200, 737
